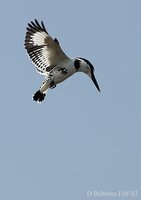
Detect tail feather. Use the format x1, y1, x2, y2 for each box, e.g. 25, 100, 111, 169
33, 90, 46, 102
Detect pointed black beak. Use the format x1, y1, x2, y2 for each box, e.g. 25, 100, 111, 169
91, 72, 100, 92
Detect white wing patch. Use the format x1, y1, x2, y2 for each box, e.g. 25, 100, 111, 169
31, 31, 48, 45
25, 19, 68, 75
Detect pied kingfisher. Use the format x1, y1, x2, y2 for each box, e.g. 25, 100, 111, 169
24, 19, 100, 102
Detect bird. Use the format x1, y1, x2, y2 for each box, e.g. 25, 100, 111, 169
24, 19, 100, 103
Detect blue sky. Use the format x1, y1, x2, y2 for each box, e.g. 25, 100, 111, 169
0, 0, 141, 199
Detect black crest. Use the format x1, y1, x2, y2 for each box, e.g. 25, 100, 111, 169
78, 57, 94, 71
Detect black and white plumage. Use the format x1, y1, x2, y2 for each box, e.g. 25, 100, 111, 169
24, 19, 100, 102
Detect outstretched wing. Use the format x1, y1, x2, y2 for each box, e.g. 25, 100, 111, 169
24, 19, 69, 75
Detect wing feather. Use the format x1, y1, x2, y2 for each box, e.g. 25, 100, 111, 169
24, 19, 69, 74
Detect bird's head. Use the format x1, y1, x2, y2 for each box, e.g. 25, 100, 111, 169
76, 57, 100, 92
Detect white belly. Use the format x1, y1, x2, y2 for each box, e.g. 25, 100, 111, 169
52, 67, 75, 85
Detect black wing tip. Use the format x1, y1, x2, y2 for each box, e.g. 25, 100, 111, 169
34, 18, 39, 24
27, 19, 47, 33
31, 18, 39, 25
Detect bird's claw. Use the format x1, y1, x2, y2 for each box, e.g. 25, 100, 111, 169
60, 68, 67, 74
50, 81, 56, 89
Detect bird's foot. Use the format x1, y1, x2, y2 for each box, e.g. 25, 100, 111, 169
50, 81, 56, 89
60, 68, 67, 74
33, 90, 46, 103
